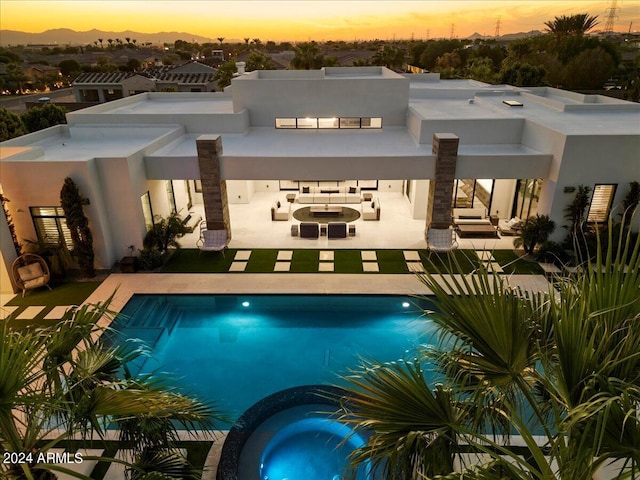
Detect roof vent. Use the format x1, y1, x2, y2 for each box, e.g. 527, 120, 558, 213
236, 62, 246, 75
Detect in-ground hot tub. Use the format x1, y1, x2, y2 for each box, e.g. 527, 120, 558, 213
218, 386, 380, 480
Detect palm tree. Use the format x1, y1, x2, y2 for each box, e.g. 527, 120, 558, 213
291, 41, 324, 69
98, 38, 103, 48
545, 13, 599, 36
244, 37, 250, 45
335, 221, 640, 479
0, 295, 223, 479
217, 37, 225, 46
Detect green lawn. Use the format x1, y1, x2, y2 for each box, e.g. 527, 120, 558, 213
160, 248, 484, 274
3, 280, 102, 330
491, 250, 545, 274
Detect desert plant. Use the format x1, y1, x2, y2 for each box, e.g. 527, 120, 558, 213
60, 177, 95, 277
564, 185, 591, 236
513, 214, 555, 254
336, 221, 640, 479
0, 295, 222, 479
143, 212, 192, 253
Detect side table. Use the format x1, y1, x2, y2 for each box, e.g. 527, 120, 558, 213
490, 215, 499, 227
362, 192, 373, 202
291, 224, 299, 237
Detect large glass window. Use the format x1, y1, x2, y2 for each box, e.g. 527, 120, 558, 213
513, 179, 542, 219
141, 192, 154, 231
166, 180, 176, 214
275, 117, 382, 129
587, 184, 617, 223
30, 207, 73, 248
452, 179, 494, 211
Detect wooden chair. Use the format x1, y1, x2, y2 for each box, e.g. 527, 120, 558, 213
12, 253, 52, 297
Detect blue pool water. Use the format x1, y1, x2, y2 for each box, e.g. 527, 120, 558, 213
113, 294, 436, 423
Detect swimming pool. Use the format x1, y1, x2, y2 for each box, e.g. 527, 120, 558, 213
112, 294, 436, 423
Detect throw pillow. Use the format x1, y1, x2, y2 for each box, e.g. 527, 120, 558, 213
302, 186, 310, 193
277, 201, 281, 208
349, 187, 357, 194
371, 201, 375, 208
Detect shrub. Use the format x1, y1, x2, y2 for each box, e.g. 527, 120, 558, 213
143, 213, 192, 253
60, 177, 95, 277
535, 240, 569, 266
138, 248, 164, 271
514, 214, 555, 254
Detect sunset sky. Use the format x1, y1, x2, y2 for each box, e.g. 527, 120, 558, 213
1, 1, 638, 41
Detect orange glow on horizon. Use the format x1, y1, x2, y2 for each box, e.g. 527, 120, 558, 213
1, 1, 638, 42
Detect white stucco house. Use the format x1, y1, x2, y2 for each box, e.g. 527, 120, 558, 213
1, 66, 638, 292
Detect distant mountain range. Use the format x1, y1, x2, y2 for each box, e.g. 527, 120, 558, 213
0, 28, 545, 47
0, 28, 217, 46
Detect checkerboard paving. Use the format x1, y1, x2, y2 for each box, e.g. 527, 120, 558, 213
44, 305, 74, 320
476, 250, 495, 261
362, 262, 380, 272
229, 261, 248, 272
274, 262, 291, 272
319, 251, 334, 262
16, 306, 46, 320
403, 250, 421, 261
361, 251, 377, 261
318, 263, 334, 272
276, 250, 293, 261
234, 250, 252, 261
407, 262, 426, 272
0, 305, 18, 320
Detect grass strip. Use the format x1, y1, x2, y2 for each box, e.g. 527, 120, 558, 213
492, 249, 544, 274
7, 281, 102, 307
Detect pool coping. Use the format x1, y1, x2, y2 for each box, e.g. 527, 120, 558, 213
83, 272, 550, 321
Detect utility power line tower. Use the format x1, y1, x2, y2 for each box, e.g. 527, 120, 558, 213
604, 0, 620, 34
450, 24, 455, 39
494, 17, 501, 38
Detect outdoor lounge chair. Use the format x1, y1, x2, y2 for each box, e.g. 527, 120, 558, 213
11, 253, 52, 297
426, 227, 459, 253
196, 222, 229, 256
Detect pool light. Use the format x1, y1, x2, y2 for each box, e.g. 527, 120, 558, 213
402, 302, 410, 308
242, 301, 251, 307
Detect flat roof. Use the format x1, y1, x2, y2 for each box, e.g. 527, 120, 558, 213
1, 126, 179, 162
150, 127, 428, 159
148, 128, 547, 160
102, 96, 234, 115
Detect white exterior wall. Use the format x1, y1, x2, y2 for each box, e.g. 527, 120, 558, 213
408, 180, 430, 220
418, 118, 524, 145
232, 70, 409, 127
0, 208, 17, 294
546, 134, 640, 241
1, 161, 112, 269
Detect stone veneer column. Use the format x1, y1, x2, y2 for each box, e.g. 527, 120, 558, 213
196, 135, 231, 239
426, 133, 459, 229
